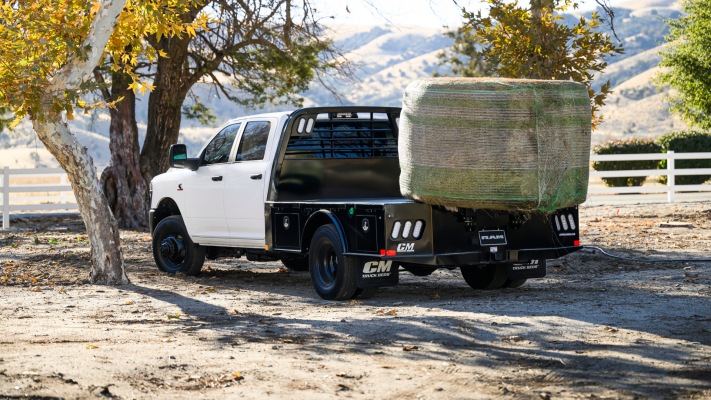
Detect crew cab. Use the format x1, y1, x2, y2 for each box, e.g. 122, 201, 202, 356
149, 107, 582, 300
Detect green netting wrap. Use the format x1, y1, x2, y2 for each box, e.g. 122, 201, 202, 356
399, 77, 592, 213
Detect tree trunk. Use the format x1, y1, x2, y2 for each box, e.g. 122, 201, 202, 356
140, 35, 192, 182
102, 69, 150, 229
31, 109, 128, 285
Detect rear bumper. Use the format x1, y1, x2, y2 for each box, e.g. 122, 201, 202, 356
366, 245, 582, 266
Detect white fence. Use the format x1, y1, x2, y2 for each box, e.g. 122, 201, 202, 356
1, 151, 711, 229
589, 151, 711, 202
1, 166, 77, 230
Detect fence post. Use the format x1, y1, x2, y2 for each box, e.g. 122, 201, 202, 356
2, 167, 9, 230
667, 150, 675, 203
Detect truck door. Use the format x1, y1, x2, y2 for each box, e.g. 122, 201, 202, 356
224, 120, 275, 247
183, 123, 241, 241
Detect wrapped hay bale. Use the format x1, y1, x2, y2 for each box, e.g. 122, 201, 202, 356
399, 77, 591, 213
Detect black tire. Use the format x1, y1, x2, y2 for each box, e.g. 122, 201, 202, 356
503, 278, 527, 289
352, 287, 378, 299
402, 265, 437, 277
152, 216, 205, 276
281, 256, 309, 271
460, 264, 507, 290
308, 224, 359, 300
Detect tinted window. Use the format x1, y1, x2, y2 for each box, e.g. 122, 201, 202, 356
236, 121, 271, 161
202, 123, 241, 165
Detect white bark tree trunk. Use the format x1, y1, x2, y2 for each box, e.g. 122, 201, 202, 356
31, 110, 128, 284
29, 0, 130, 284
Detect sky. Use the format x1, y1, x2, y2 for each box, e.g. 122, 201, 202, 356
312, 0, 631, 29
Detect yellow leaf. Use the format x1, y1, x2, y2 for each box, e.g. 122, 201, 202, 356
90, 1, 101, 16
86, 344, 99, 349
30, 286, 41, 292
124, 301, 134, 305
207, 287, 215, 292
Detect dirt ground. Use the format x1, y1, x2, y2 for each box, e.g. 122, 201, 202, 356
1, 201, 710, 399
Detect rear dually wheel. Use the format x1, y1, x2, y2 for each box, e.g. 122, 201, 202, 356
308, 224, 359, 300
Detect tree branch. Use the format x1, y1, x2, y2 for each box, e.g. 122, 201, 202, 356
51, 0, 127, 91
92, 67, 112, 103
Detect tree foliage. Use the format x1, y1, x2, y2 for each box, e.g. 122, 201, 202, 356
0, 0, 208, 123
656, 0, 711, 129
439, 0, 623, 128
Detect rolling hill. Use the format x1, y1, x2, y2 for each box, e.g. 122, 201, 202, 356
0, 0, 685, 167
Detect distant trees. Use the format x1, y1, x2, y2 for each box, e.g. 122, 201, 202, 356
657, 0, 711, 129
439, 0, 623, 128
99, 0, 343, 229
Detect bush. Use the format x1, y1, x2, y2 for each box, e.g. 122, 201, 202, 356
592, 139, 662, 187
657, 131, 711, 185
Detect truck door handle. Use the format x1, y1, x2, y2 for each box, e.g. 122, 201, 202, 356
250, 174, 262, 180
211, 176, 223, 181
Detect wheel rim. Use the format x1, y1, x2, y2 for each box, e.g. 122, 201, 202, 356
314, 241, 338, 290
159, 234, 186, 269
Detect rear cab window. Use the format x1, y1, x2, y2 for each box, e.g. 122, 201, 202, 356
237, 121, 271, 161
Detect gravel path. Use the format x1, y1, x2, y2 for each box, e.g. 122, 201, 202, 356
0, 202, 709, 399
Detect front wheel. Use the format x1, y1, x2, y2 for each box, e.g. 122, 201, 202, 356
308, 224, 359, 300
152, 216, 205, 275
460, 264, 507, 290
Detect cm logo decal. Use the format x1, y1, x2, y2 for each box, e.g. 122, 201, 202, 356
363, 260, 393, 275
396, 243, 415, 252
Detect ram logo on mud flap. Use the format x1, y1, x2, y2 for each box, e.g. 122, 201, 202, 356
396, 243, 415, 252
363, 261, 393, 278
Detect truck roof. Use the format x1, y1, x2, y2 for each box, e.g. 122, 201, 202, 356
224, 111, 293, 124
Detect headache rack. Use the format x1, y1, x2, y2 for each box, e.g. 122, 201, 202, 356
285, 111, 399, 159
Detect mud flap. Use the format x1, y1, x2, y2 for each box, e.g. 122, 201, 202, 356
355, 257, 400, 288
507, 259, 546, 280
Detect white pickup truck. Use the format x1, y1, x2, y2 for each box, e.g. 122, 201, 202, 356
149, 107, 582, 300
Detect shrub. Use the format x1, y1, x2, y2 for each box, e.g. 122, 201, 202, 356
657, 131, 711, 185
592, 139, 662, 187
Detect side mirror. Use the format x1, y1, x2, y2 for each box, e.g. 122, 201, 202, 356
169, 144, 200, 171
